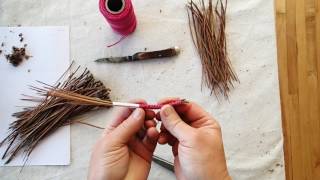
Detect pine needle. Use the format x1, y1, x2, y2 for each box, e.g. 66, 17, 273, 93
187, 0, 239, 99
0, 67, 111, 164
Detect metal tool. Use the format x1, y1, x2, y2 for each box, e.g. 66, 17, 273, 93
95, 46, 180, 63
152, 155, 174, 172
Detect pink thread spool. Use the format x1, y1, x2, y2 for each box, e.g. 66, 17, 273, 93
99, 0, 137, 36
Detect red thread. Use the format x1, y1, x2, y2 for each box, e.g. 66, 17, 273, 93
139, 100, 187, 110
106, 36, 127, 48
99, 0, 137, 36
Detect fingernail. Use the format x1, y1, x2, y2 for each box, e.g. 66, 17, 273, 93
162, 105, 173, 117
132, 109, 143, 119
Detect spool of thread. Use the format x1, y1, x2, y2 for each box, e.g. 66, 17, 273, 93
99, 0, 137, 36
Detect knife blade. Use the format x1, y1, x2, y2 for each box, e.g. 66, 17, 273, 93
95, 46, 180, 63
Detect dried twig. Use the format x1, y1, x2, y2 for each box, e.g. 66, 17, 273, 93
187, 0, 239, 99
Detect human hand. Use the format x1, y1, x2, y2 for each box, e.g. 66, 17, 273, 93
88, 100, 159, 180
157, 98, 231, 180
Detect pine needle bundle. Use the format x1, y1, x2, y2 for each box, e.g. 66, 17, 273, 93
0, 66, 111, 164
187, 0, 239, 99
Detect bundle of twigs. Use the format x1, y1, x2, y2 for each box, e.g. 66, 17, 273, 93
187, 0, 239, 99
0, 66, 111, 164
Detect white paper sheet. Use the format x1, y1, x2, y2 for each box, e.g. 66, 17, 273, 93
0, 27, 70, 166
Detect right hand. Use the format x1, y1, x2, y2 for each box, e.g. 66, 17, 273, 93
157, 98, 231, 180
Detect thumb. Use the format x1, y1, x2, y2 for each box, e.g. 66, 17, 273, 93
160, 105, 194, 141
111, 108, 145, 144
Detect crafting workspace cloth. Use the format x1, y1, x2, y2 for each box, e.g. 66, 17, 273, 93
0, 0, 284, 179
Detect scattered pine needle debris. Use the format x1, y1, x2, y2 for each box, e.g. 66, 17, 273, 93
19, 33, 24, 42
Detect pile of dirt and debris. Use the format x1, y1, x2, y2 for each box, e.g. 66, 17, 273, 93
0, 32, 31, 67
5, 46, 31, 67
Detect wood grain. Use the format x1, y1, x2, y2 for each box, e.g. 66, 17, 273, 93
275, 0, 320, 179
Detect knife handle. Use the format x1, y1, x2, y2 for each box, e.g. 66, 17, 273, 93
133, 46, 180, 61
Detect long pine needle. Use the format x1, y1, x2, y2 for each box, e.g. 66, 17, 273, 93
187, 0, 239, 99
0, 67, 111, 164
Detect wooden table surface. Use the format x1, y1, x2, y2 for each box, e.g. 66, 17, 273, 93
275, 0, 320, 179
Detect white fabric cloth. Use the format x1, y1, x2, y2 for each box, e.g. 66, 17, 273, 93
0, 0, 284, 179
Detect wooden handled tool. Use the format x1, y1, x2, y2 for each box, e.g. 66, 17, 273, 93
95, 46, 180, 63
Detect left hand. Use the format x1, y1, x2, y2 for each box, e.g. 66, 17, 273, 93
88, 100, 159, 180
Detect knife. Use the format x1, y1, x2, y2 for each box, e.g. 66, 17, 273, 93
95, 46, 180, 63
